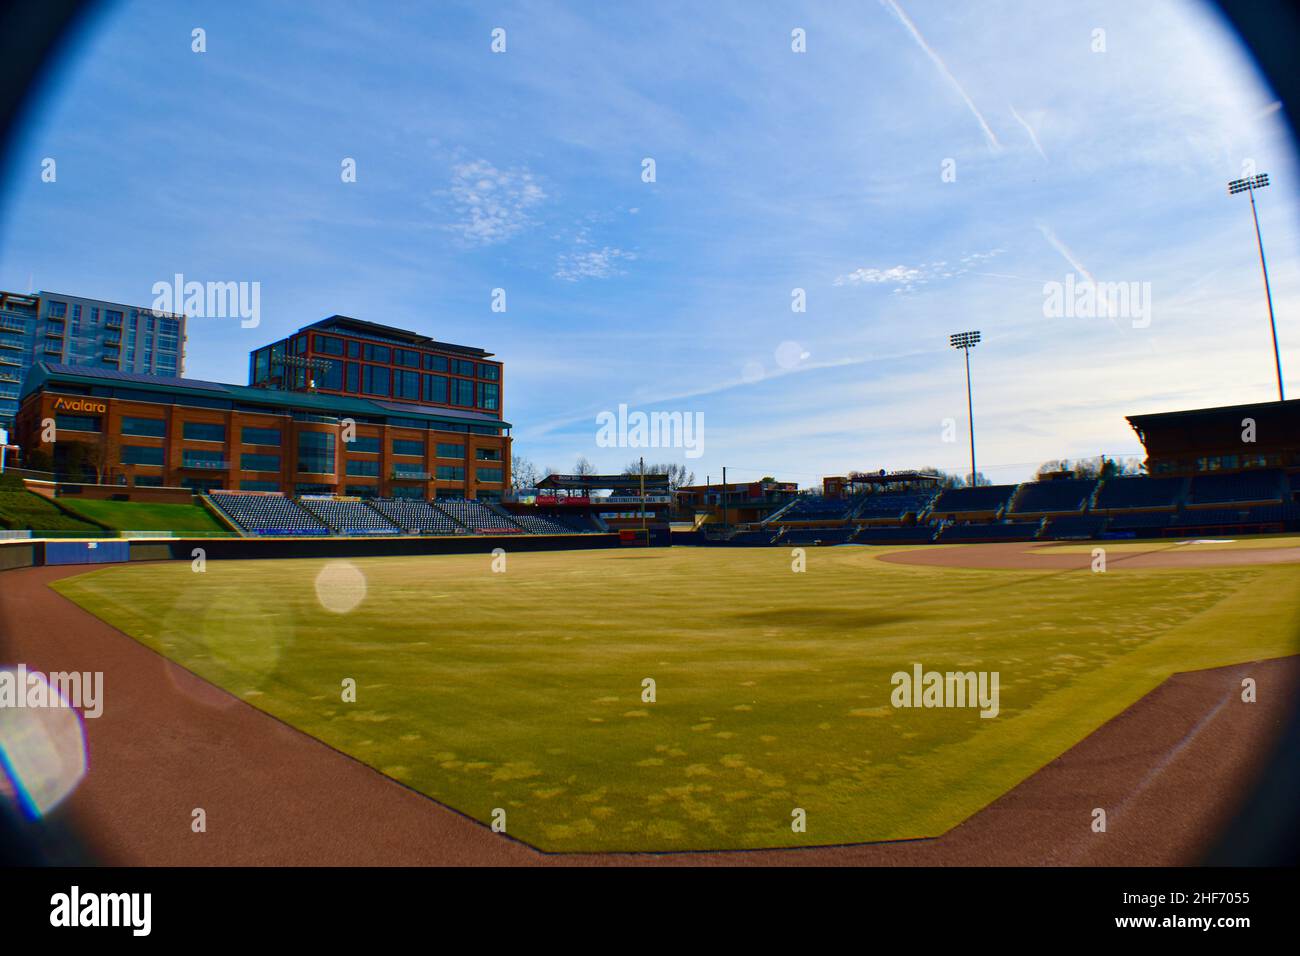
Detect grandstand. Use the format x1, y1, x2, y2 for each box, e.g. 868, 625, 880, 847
934, 521, 1040, 543
780, 526, 856, 546
778, 495, 856, 522
929, 484, 1017, 518
853, 491, 937, 521
297, 497, 401, 535
369, 498, 467, 535
853, 525, 937, 544
436, 499, 523, 534
1008, 478, 1097, 515
507, 512, 585, 534
1187, 470, 1285, 506
208, 493, 330, 535
1042, 514, 1108, 539
1093, 476, 1186, 511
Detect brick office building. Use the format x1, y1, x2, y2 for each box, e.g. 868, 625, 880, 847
14, 317, 511, 499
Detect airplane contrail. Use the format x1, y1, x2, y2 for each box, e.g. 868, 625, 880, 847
1010, 105, 1048, 161
880, 0, 1001, 152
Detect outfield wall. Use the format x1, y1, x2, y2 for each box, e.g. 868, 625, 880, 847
0, 533, 626, 573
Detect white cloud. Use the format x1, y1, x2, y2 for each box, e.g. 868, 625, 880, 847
447, 159, 546, 245
835, 250, 1004, 293
554, 246, 637, 281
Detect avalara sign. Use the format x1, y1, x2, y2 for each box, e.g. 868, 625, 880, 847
53, 397, 107, 413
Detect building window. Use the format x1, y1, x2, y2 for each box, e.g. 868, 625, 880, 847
241, 426, 282, 446
48, 301, 67, 318
121, 416, 166, 438
436, 465, 465, 482
423, 354, 449, 372
436, 443, 464, 458
477, 382, 499, 410
475, 448, 502, 461
346, 362, 360, 393
297, 431, 335, 474
478, 363, 499, 380
423, 374, 447, 403
317, 360, 343, 391
240, 480, 280, 491
314, 334, 345, 356
477, 468, 504, 483
452, 379, 474, 406
391, 485, 425, 500
363, 365, 390, 396
122, 445, 165, 466
182, 449, 228, 470
345, 484, 378, 497
392, 439, 424, 457
182, 421, 226, 442
241, 453, 281, 472
363, 344, 391, 364
345, 459, 380, 477
397, 349, 420, 368
56, 414, 101, 433
394, 369, 420, 400
454, 359, 475, 377
346, 435, 381, 454
133, 475, 164, 487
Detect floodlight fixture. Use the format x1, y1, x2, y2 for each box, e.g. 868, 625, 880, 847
949, 331, 982, 487
1227, 172, 1283, 399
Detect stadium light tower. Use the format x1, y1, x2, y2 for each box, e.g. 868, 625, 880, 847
949, 331, 981, 487
1228, 173, 1284, 400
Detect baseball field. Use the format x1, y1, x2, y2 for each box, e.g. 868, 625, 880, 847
48, 542, 1300, 853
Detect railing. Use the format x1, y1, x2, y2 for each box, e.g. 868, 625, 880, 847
391, 470, 430, 480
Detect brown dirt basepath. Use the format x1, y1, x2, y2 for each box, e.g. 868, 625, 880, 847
1, 564, 1295, 865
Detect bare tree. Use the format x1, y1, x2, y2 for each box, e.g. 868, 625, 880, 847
622, 460, 695, 491
511, 454, 539, 491
573, 456, 597, 477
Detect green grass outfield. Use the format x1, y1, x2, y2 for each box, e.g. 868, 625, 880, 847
54, 498, 227, 533
52, 545, 1300, 852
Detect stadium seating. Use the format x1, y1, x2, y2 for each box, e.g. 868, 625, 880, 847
725, 529, 779, 546
1188, 469, 1284, 505
781, 527, 855, 545
1093, 476, 1185, 510
1041, 514, 1108, 539
779, 495, 856, 521
929, 485, 1018, 516
1105, 510, 1174, 530
507, 513, 580, 534
853, 525, 937, 544
853, 492, 938, 519
1008, 478, 1097, 514
368, 498, 467, 535
435, 499, 522, 533
297, 497, 402, 534
208, 493, 330, 535
934, 522, 1039, 542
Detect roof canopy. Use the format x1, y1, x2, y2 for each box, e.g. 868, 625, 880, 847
538, 473, 670, 490
22, 362, 511, 431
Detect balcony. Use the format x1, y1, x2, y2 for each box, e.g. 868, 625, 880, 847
181, 458, 229, 471
391, 469, 430, 481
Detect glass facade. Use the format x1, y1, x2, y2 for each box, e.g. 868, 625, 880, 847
297, 431, 335, 474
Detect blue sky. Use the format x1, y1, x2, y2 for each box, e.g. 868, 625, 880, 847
1, 0, 1296, 486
